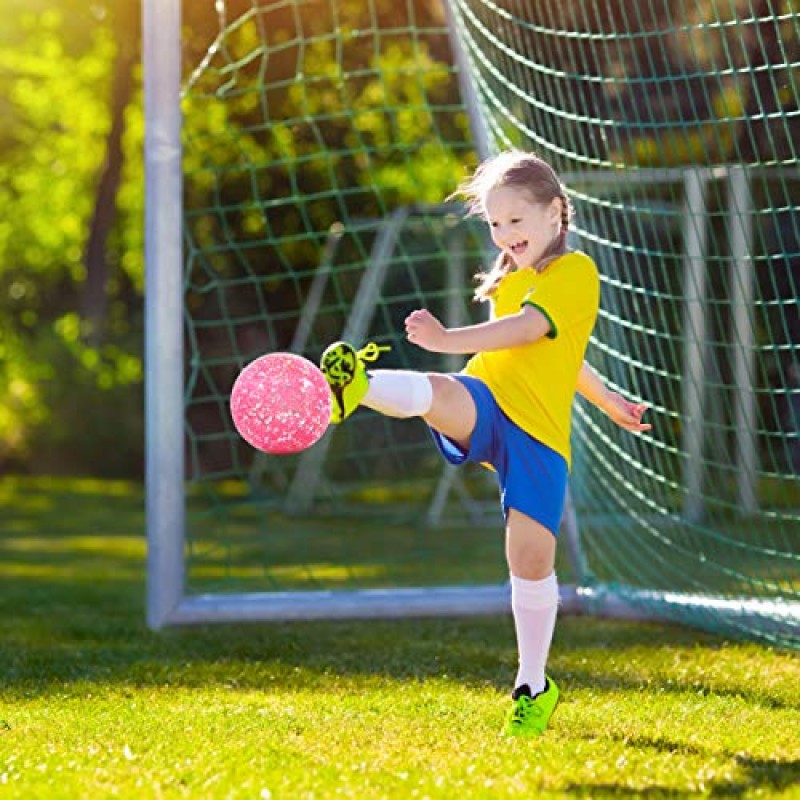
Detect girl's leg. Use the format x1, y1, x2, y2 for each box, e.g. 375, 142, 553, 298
422, 374, 477, 449
321, 343, 476, 443
505, 508, 558, 695
364, 371, 477, 450
506, 508, 556, 580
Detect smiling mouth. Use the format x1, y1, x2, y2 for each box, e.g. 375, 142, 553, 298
510, 241, 528, 256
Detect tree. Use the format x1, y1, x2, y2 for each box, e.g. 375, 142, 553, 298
0, 1, 143, 470
80, 0, 140, 342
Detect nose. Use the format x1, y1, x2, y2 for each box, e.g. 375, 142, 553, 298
494, 223, 513, 242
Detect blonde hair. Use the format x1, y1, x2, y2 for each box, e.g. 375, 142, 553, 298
452, 151, 574, 302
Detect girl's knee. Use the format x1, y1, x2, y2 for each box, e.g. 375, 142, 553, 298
506, 509, 557, 579
423, 374, 477, 446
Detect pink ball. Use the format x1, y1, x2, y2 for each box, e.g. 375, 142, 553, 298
230, 353, 332, 455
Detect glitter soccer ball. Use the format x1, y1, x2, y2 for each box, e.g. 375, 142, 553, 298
230, 353, 332, 454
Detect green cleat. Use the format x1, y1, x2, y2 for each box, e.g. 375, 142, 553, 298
319, 341, 390, 424
505, 677, 560, 737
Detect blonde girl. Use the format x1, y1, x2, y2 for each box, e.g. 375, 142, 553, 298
319, 150, 650, 736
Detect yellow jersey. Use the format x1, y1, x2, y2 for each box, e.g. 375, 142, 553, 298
463, 251, 600, 467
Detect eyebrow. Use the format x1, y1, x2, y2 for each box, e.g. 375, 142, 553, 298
487, 211, 524, 221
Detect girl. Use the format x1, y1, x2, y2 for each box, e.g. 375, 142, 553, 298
320, 150, 650, 736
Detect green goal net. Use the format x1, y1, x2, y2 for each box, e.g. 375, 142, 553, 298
448, 0, 800, 645
169, 0, 799, 646
180, 0, 506, 603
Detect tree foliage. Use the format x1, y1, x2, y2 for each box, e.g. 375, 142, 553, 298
0, 1, 143, 471
0, 0, 797, 475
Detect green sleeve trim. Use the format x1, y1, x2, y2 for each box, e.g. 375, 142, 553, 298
522, 301, 558, 338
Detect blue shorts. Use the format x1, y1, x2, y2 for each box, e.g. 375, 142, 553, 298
428, 375, 568, 536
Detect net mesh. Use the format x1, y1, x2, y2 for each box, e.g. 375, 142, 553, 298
181, 0, 507, 597
181, 0, 799, 647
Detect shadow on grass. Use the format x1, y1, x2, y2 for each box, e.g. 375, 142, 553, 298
565, 736, 800, 797
2, 583, 797, 719
1, 478, 796, 715
721, 756, 800, 796
557, 661, 800, 713
3, 565, 797, 718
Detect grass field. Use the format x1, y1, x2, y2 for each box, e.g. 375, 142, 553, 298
1, 477, 799, 799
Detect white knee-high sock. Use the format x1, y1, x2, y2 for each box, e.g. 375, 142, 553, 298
362, 370, 433, 418
510, 573, 559, 695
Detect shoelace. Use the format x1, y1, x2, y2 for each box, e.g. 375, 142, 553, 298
512, 696, 543, 723
357, 342, 391, 362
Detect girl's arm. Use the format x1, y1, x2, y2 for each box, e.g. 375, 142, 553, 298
577, 361, 652, 433
405, 307, 550, 354
405, 309, 651, 434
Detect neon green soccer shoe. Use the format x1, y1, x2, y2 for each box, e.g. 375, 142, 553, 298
319, 341, 390, 424
505, 676, 560, 737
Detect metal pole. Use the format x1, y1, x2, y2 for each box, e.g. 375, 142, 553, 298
144, 0, 185, 629
444, 224, 467, 372
248, 224, 345, 493
442, 0, 491, 159
728, 166, 758, 514
561, 486, 591, 583
427, 225, 469, 526
680, 169, 709, 522
285, 208, 412, 513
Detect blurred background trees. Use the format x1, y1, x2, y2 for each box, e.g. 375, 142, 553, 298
0, 0, 797, 478
0, 0, 144, 475
0, 0, 463, 477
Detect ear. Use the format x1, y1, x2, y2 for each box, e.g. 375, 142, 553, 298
548, 197, 562, 225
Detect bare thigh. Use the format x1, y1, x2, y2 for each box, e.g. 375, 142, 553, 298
506, 508, 557, 580
422, 374, 477, 451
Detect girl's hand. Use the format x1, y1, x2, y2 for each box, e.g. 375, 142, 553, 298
405, 309, 448, 352
604, 392, 652, 433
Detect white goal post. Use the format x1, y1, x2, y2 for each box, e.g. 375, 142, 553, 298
143, 0, 605, 629
144, 0, 799, 645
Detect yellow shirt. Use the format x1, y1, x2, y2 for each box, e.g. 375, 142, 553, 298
463, 251, 600, 467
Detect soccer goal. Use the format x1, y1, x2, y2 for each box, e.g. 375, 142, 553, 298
145, 0, 800, 648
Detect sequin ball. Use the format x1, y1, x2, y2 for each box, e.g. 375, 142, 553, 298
230, 353, 332, 454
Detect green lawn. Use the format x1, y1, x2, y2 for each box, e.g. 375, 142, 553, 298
1, 477, 799, 798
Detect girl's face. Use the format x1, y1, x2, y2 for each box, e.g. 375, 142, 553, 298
484, 185, 562, 269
